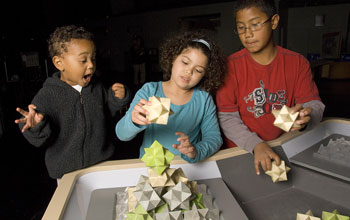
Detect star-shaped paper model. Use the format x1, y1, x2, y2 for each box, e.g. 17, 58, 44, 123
126, 204, 154, 220
265, 160, 291, 183
272, 105, 301, 132
133, 181, 164, 211
162, 182, 192, 211
322, 209, 349, 220
127, 175, 150, 212
141, 140, 175, 175
173, 168, 189, 185
142, 96, 173, 125
127, 187, 138, 212
186, 181, 198, 195
296, 210, 321, 220
154, 210, 183, 220
148, 168, 176, 187
197, 184, 214, 209
115, 191, 129, 220
135, 175, 149, 190
183, 204, 209, 220
190, 193, 205, 209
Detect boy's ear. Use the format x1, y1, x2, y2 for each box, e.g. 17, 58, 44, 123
52, 56, 64, 71
271, 14, 280, 30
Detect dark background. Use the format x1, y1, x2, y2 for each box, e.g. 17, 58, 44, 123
0, 0, 349, 219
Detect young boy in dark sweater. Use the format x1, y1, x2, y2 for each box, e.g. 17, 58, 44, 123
15, 25, 131, 179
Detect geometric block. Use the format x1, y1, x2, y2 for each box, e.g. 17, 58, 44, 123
148, 168, 176, 187
179, 197, 190, 210
190, 193, 205, 209
172, 168, 189, 185
296, 210, 321, 220
142, 96, 173, 125
183, 204, 208, 220
154, 210, 183, 220
126, 204, 153, 220
127, 187, 138, 212
136, 175, 149, 190
141, 140, 175, 175
265, 160, 291, 183
272, 105, 300, 132
322, 209, 349, 220
133, 182, 163, 211
162, 182, 192, 211
196, 184, 214, 209
206, 208, 220, 220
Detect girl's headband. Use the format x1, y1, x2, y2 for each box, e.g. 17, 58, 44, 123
192, 39, 211, 50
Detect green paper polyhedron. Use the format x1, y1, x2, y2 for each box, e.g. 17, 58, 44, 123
322, 210, 349, 220
141, 140, 174, 175
126, 205, 154, 220
190, 193, 205, 209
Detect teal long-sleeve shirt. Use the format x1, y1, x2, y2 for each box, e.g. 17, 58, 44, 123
115, 81, 222, 163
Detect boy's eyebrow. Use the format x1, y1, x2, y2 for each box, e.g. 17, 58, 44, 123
236, 16, 262, 23
78, 52, 89, 56
78, 52, 95, 56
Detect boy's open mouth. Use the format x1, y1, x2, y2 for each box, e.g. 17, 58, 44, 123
83, 74, 92, 80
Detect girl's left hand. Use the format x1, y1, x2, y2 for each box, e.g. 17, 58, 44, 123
290, 104, 312, 131
172, 132, 197, 159
112, 83, 125, 99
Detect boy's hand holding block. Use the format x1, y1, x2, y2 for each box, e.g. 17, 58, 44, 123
272, 105, 301, 132
142, 96, 173, 125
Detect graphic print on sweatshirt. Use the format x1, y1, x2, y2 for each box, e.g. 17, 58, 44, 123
244, 80, 288, 118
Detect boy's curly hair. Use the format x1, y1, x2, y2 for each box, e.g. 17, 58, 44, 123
48, 25, 94, 57
234, 0, 277, 19
159, 30, 227, 93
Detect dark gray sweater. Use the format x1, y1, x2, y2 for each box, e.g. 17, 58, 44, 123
21, 72, 131, 178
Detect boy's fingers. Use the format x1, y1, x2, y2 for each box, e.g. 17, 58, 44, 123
22, 124, 29, 133
28, 104, 37, 109
112, 83, 124, 91
273, 154, 281, 165
254, 160, 261, 175
16, 108, 28, 116
291, 104, 302, 114
14, 118, 26, 124
260, 159, 268, 172
265, 158, 272, 171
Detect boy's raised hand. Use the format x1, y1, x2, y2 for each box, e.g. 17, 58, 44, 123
15, 104, 44, 133
173, 132, 197, 159
112, 83, 125, 99
290, 104, 312, 131
253, 142, 281, 175
131, 99, 151, 125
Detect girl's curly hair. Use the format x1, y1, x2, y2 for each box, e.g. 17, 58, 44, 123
159, 30, 227, 94
48, 25, 94, 57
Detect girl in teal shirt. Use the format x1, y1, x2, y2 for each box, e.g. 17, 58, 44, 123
116, 30, 226, 163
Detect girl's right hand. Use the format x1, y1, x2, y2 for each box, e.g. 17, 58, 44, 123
14, 104, 44, 133
131, 99, 151, 125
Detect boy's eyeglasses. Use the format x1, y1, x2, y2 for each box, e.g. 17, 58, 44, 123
234, 16, 272, 35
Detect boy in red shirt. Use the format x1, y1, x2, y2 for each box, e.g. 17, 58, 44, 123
216, 0, 325, 175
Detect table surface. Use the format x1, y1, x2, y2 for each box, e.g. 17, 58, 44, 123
42, 118, 350, 220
